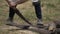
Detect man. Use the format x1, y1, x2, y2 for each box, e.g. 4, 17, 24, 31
6, 0, 44, 28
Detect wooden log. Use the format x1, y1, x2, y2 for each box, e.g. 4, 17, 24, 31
28, 26, 51, 34
6, 23, 51, 34
54, 20, 60, 28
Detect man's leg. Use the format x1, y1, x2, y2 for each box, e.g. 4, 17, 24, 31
6, 6, 16, 25
32, 0, 44, 28
7, 7, 15, 22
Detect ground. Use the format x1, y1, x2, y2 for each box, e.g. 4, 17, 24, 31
0, 0, 60, 34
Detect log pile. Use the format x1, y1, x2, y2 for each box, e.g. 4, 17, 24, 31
5, 20, 60, 34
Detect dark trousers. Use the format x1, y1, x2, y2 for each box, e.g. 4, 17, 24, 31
9, 7, 15, 21
33, 2, 42, 20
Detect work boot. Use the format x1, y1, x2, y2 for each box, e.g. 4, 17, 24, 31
36, 19, 44, 28
6, 18, 17, 26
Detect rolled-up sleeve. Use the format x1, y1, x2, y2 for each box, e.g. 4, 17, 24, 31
32, 0, 39, 2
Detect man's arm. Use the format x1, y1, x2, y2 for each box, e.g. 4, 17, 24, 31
6, 0, 29, 5
18, 0, 29, 4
